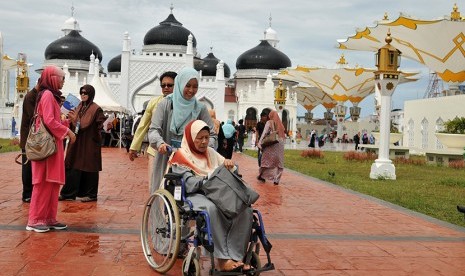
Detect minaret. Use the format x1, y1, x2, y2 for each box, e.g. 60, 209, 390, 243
120, 32, 131, 111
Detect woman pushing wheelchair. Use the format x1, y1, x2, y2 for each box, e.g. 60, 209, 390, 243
168, 119, 255, 272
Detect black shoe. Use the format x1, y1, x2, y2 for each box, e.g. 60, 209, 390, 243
58, 195, 75, 201
273, 182, 279, 185
457, 205, 465, 213
256, 176, 265, 183
22, 198, 31, 203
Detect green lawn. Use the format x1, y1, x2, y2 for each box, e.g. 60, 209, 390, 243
0, 138, 20, 154
245, 149, 465, 227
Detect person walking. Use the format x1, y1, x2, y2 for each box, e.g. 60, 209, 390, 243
59, 85, 106, 202
257, 110, 285, 185
19, 81, 40, 203
255, 109, 270, 167
354, 132, 360, 150
236, 119, 246, 152
128, 71, 176, 190
27, 66, 76, 233
220, 119, 236, 159
148, 67, 216, 194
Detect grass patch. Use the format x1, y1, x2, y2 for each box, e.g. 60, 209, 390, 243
245, 149, 465, 227
0, 138, 21, 154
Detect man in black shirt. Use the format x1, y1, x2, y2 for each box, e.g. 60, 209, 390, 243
19, 83, 39, 202
237, 119, 246, 152
255, 108, 271, 166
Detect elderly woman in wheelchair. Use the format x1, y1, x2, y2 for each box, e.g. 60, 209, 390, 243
141, 120, 274, 275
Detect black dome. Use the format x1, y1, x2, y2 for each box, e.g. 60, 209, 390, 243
44, 30, 103, 62
236, 40, 291, 70
107, 54, 121, 73
194, 52, 231, 78
144, 13, 197, 47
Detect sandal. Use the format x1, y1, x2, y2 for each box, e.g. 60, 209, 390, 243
81, 197, 97, 202
218, 259, 244, 272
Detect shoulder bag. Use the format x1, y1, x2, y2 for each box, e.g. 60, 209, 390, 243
25, 113, 57, 161
260, 121, 279, 148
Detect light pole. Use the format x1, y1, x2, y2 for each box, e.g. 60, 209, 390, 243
370, 30, 401, 180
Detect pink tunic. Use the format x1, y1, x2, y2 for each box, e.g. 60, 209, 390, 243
31, 91, 69, 185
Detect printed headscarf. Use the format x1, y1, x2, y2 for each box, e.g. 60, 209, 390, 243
169, 120, 224, 177
168, 67, 202, 136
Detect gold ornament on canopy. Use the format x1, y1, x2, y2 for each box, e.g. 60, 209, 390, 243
338, 4, 465, 84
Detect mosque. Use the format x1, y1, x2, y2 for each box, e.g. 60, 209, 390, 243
33, 6, 298, 135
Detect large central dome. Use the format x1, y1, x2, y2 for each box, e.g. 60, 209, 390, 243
44, 30, 103, 61
143, 13, 197, 47
236, 40, 291, 70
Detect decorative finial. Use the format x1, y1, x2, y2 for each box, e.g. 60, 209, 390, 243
71, 3, 75, 17
451, 3, 462, 21
337, 53, 347, 65
269, 13, 272, 27
170, 3, 174, 14
383, 12, 388, 20
210, 46, 213, 53
385, 29, 392, 44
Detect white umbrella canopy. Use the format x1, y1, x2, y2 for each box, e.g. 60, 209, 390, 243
338, 4, 465, 84
279, 66, 419, 105
291, 85, 337, 111
90, 75, 128, 113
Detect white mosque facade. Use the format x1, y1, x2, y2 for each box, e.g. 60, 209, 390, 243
39, 9, 298, 135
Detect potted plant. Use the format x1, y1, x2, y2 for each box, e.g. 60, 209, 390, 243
435, 117, 465, 151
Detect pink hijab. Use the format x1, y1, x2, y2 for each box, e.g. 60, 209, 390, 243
38, 66, 65, 104
268, 110, 286, 139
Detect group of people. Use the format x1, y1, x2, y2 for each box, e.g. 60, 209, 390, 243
19, 66, 110, 233
19, 65, 284, 272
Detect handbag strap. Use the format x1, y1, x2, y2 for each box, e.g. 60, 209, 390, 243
268, 120, 276, 133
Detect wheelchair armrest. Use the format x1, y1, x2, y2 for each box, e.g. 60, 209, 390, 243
164, 172, 183, 181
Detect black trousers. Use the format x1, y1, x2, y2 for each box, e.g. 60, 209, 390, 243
61, 168, 99, 199
21, 149, 33, 200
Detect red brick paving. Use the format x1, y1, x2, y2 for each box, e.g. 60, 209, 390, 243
0, 148, 465, 275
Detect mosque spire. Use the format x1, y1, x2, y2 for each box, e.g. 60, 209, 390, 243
71, 3, 75, 17
269, 13, 272, 27
170, 3, 174, 14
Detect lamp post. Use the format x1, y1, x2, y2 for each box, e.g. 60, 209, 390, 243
370, 30, 401, 180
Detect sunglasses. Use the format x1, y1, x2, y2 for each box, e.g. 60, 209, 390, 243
161, 83, 174, 88
80, 90, 88, 95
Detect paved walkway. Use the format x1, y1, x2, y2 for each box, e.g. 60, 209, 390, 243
1, 148, 465, 275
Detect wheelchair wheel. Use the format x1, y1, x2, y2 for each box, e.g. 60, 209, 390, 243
141, 189, 181, 273
181, 253, 200, 276
246, 252, 261, 276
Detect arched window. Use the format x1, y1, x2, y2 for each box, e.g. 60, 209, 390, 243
421, 118, 429, 149
408, 119, 415, 147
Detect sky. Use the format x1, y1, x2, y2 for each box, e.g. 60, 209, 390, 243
0, 0, 460, 118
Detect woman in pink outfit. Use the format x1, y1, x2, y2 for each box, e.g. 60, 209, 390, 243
257, 110, 286, 185
27, 66, 76, 233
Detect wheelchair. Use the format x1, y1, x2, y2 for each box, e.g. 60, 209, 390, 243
141, 171, 275, 275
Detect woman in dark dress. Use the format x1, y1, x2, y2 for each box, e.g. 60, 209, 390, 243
60, 85, 107, 202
